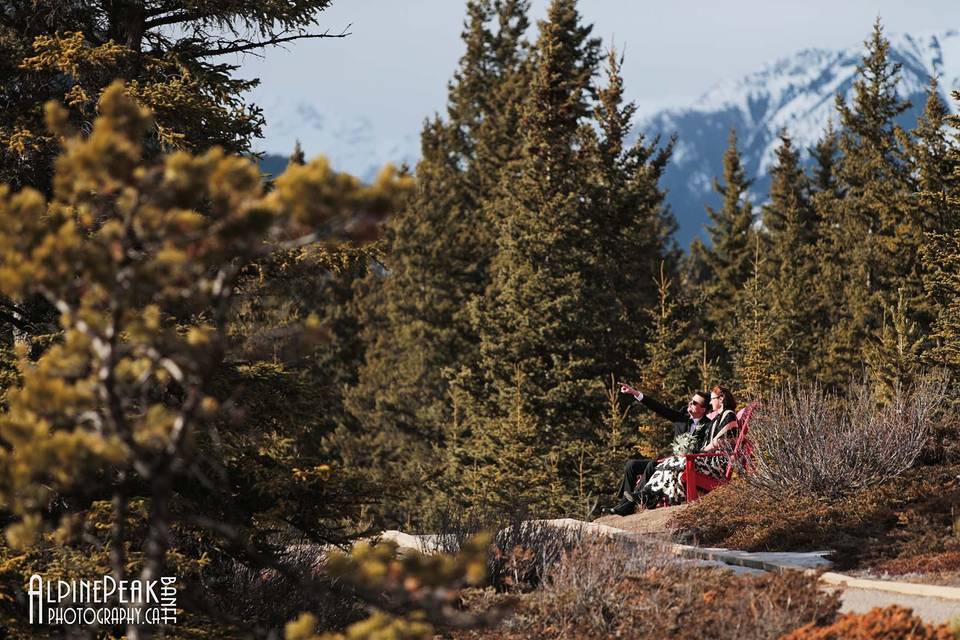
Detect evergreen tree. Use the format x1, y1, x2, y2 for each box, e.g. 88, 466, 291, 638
922, 229, 960, 377
810, 120, 841, 198
818, 19, 913, 387
0, 85, 382, 636
902, 78, 956, 333
347, 0, 532, 526
763, 132, 820, 377
866, 289, 922, 402
589, 48, 676, 374
0, 0, 338, 192
698, 129, 756, 376
462, 369, 567, 520
289, 140, 307, 167
463, 0, 607, 493
920, 89, 960, 380
735, 236, 784, 401
634, 263, 698, 456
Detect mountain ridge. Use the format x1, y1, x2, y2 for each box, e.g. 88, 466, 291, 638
257, 29, 960, 246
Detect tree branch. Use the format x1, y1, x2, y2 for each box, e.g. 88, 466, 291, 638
193, 27, 350, 58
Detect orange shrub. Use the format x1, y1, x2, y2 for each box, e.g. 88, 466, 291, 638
780, 605, 954, 640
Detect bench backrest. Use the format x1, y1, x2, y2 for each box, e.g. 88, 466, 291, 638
724, 401, 757, 479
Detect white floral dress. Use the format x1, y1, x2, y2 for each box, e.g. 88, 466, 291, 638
638, 410, 738, 506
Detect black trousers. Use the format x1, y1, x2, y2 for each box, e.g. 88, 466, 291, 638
618, 458, 658, 500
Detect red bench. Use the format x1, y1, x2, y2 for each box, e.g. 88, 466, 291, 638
682, 402, 757, 502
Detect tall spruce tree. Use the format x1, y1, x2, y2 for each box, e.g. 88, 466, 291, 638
698, 129, 756, 378
903, 78, 955, 334
347, 1, 531, 526
462, 0, 610, 497
590, 49, 676, 372
763, 132, 820, 376
866, 289, 922, 402
461, 369, 568, 520
735, 236, 784, 401
810, 121, 841, 197
920, 90, 960, 380
634, 263, 699, 456
817, 20, 913, 387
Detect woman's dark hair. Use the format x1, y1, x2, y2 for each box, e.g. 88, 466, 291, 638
711, 385, 736, 412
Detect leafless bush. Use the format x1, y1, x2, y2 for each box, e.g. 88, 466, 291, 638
198, 540, 366, 633
507, 538, 673, 638
748, 375, 946, 497
504, 539, 839, 640
431, 509, 585, 591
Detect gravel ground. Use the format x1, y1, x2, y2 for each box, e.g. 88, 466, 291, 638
592, 503, 689, 537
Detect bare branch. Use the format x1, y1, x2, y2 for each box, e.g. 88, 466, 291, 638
193, 26, 350, 58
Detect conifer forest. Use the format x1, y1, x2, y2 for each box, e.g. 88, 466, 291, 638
0, 0, 958, 638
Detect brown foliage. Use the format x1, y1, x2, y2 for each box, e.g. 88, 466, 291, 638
474, 539, 841, 640
671, 465, 960, 574
780, 605, 954, 640
874, 551, 960, 576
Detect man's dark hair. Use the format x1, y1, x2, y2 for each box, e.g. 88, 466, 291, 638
693, 392, 709, 408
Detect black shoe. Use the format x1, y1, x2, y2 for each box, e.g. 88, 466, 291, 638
606, 500, 635, 516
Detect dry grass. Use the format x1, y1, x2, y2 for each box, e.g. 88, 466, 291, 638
458, 538, 842, 640
671, 464, 960, 574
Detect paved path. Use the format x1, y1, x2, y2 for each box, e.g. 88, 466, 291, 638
382, 514, 960, 626
832, 586, 960, 624
591, 512, 960, 626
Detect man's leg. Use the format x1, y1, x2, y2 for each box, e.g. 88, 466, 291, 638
608, 458, 652, 515
619, 458, 652, 500
638, 459, 658, 490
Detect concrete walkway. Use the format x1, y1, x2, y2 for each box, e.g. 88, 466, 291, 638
590, 514, 960, 625
382, 515, 960, 625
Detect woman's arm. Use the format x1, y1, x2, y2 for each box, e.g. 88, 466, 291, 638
701, 411, 737, 452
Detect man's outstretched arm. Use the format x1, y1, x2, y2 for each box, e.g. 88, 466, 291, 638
619, 383, 687, 423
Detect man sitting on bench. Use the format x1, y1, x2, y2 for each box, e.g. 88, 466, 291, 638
606, 385, 710, 516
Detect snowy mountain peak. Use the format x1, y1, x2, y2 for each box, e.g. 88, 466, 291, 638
637, 30, 960, 246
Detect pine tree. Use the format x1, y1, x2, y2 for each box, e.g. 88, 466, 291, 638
698, 129, 756, 376
903, 78, 955, 333
464, 0, 607, 493
589, 48, 676, 375
866, 289, 923, 402
810, 120, 842, 198
0, 0, 337, 193
920, 89, 960, 380
735, 236, 784, 401
818, 19, 913, 387
289, 140, 307, 167
347, 0, 532, 526
0, 84, 388, 635
634, 263, 698, 455
463, 369, 567, 520
763, 132, 820, 376
923, 228, 960, 376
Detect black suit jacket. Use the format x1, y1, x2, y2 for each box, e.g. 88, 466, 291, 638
637, 394, 709, 449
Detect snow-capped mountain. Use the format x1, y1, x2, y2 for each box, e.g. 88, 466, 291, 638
640, 30, 960, 246
255, 98, 421, 182
257, 30, 960, 247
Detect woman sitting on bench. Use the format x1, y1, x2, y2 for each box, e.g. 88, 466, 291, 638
638, 386, 739, 507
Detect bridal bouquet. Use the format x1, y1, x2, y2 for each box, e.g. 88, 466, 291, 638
671, 432, 699, 455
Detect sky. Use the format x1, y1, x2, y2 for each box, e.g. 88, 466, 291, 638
236, 1, 960, 158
